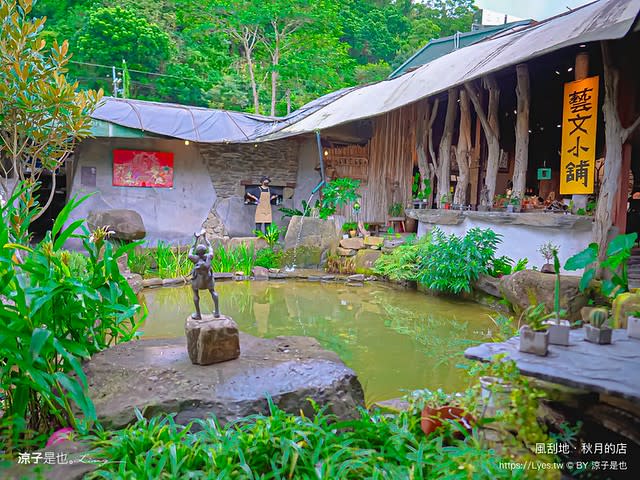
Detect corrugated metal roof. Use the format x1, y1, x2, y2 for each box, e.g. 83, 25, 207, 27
389, 20, 533, 79
90, 87, 357, 143
255, 0, 640, 142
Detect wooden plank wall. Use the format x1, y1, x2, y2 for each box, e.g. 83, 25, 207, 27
325, 103, 419, 223
361, 104, 418, 223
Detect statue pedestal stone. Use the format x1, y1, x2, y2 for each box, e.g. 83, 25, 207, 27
184, 315, 240, 365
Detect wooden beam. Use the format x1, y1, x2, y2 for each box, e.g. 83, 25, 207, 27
513, 64, 530, 200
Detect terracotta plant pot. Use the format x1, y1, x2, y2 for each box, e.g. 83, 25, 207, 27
628, 316, 640, 340
420, 405, 474, 437
519, 325, 549, 356
584, 324, 612, 344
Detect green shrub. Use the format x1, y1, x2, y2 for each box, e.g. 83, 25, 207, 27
373, 236, 427, 281
253, 223, 283, 249
319, 177, 361, 219
63, 250, 91, 281
154, 241, 192, 278
210, 243, 256, 274
564, 232, 637, 298
416, 228, 502, 294
374, 229, 502, 292
86, 400, 513, 479
128, 248, 152, 275
255, 247, 281, 269
0, 186, 143, 451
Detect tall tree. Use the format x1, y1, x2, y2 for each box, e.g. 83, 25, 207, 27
0, 0, 101, 213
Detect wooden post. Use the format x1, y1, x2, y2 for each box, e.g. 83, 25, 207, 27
513, 64, 530, 200
572, 52, 590, 211
427, 98, 440, 207
466, 76, 501, 207
437, 89, 458, 206
594, 41, 640, 257
454, 88, 472, 205
469, 117, 481, 206
575, 52, 589, 81
415, 99, 431, 206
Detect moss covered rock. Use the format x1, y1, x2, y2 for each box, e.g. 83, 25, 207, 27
354, 249, 382, 275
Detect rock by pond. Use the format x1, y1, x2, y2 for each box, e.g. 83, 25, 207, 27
82, 334, 365, 429
500, 270, 588, 321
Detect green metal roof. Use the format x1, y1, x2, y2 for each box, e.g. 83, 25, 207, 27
389, 20, 532, 79
90, 119, 146, 138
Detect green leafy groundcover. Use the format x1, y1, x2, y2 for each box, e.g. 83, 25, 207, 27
85, 401, 516, 479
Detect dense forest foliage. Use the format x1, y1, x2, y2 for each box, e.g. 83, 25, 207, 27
33, 0, 476, 115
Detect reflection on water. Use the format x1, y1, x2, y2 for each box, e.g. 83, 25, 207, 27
141, 281, 496, 404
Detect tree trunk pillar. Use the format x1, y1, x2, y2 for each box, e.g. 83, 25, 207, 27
513, 64, 530, 200
437, 88, 459, 206
454, 89, 472, 205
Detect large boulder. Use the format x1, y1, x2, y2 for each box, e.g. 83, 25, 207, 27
283, 216, 339, 268
87, 209, 145, 241
82, 334, 365, 429
500, 270, 588, 321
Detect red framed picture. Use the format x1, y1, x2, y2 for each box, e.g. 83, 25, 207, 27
113, 149, 174, 188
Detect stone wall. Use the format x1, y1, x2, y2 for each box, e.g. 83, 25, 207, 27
199, 139, 300, 199
199, 139, 305, 237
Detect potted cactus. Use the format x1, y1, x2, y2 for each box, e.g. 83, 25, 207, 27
518, 303, 550, 356
628, 311, 640, 340
546, 250, 571, 346
584, 307, 612, 344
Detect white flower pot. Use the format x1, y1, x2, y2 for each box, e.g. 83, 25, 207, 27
519, 325, 549, 356
546, 320, 571, 346
628, 316, 640, 340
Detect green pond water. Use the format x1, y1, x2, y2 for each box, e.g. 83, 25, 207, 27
141, 281, 497, 405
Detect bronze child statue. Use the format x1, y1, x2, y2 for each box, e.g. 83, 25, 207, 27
188, 230, 220, 319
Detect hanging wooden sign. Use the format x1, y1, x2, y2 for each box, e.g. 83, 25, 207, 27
537, 168, 551, 180
559, 76, 599, 195
324, 145, 369, 181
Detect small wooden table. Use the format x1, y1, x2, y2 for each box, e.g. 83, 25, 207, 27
387, 217, 406, 233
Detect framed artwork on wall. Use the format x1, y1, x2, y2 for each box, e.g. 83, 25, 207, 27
113, 149, 174, 188
498, 150, 509, 173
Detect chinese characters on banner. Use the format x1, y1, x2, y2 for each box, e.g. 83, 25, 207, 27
560, 76, 599, 194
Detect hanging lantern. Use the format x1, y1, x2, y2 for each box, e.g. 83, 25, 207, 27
353, 201, 361, 212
